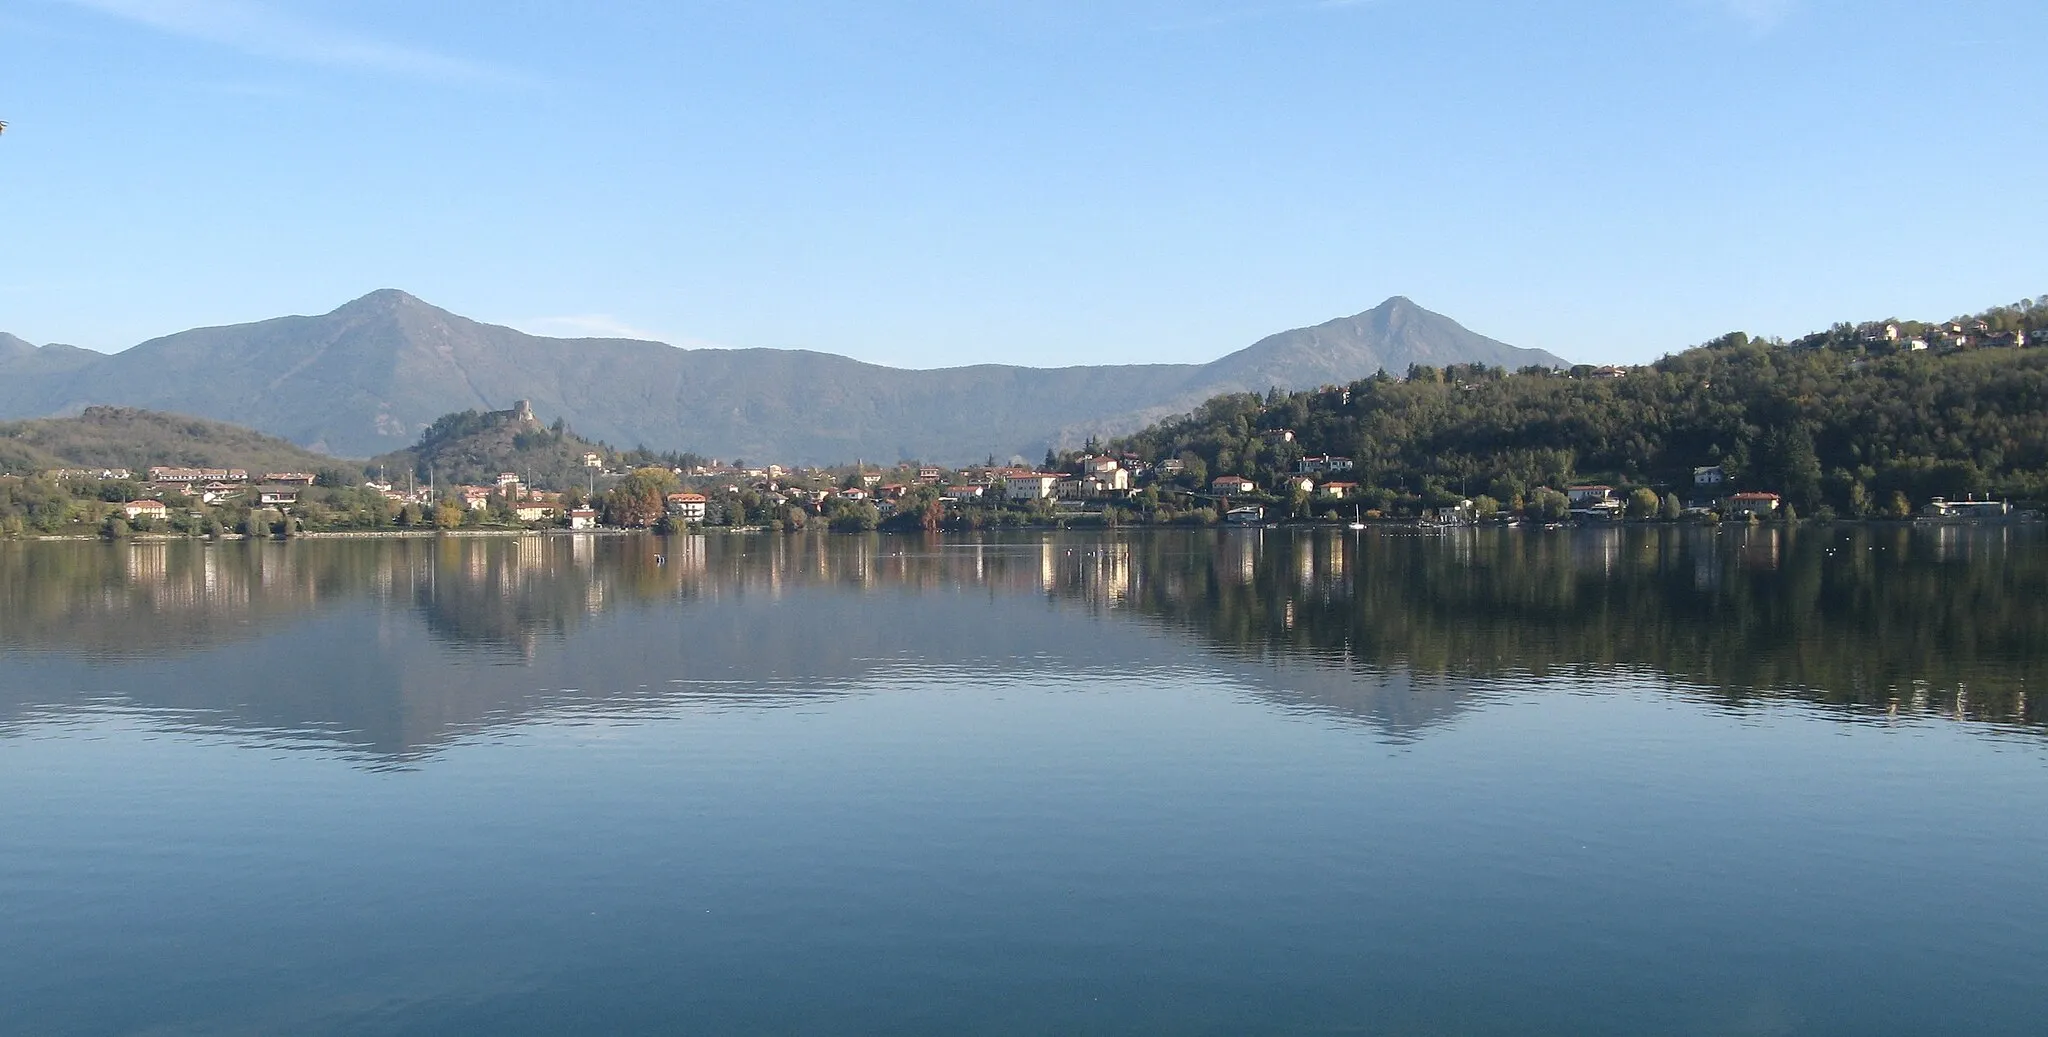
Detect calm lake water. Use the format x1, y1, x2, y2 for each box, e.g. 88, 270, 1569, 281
3, 526, 2046, 1035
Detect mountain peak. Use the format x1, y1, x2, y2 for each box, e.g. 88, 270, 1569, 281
329, 288, 437, 318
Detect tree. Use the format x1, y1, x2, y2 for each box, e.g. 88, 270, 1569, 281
1660, 492, 1682, 521
603, 469, 671, 528
1625, 487, 1660, 520
434, 498, 468, 530
1531, 488, 1570, 521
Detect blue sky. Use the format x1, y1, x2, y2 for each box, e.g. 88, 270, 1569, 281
2, 0, 2043, 367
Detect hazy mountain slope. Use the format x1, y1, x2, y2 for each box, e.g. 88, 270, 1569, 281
0, 292, 1566, 464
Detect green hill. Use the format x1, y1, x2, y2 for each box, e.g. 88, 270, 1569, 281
0, 406, 347, 476
1115, 301, 2048, 516
369, 402, 634, 492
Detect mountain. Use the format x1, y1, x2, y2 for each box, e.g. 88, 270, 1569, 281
0, 292, 1567, 464
0, 406, 345, 476
1201, 296, 1550, 389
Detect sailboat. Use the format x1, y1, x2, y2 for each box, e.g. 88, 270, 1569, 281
1347, 505, 1366, 531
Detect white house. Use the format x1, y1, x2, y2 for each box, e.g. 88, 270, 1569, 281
665, 492, 708, 522
1004, 473, 1060, 500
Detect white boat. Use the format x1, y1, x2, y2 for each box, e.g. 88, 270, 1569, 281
1347, 505, 1366, 531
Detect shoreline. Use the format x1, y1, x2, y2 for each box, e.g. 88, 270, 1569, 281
2, 516, 2026, 544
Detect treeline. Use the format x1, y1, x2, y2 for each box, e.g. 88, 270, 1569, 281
0, 474, 405, 539
0, 406, 341, 476
1114, 300, 2048, 518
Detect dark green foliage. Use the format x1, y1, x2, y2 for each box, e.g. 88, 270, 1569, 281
1116, 319, 2048, 515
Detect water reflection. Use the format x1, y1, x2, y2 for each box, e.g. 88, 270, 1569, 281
1, 524, 2042, 762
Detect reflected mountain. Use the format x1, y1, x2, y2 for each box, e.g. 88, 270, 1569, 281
1, 524, 2041, 763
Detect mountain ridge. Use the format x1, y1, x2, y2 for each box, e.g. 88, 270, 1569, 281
0, 292, 1568, 463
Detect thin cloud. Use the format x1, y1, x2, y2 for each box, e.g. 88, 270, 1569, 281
59, 0, 519, 85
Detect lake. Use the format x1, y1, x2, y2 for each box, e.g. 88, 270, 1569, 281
3, 526, 2046, 1035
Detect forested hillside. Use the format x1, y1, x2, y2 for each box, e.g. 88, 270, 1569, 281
0, 406, 344, 476
1116, 301, 2048, 517
369, 403, 706, 491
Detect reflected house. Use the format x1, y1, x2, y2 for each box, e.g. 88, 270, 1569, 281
1736, 527, 1782, 570
1218, 531, 1260, 584
125, 542, 168, 583
1572, 528, 1621, 574
668, 534, 708, 574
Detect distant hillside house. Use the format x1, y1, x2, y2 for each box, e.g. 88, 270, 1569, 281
568, 508, 600, 530
1260, 429, 1295, 444
259, 489, 300, 506
1693, 466, 1725, 487
665, 492, 708, 522
264, 472, 318, 486
1079, 457, 1130, 491
944, 485, 985, 500
47, 468, 134, 481
1567, 485, 1616, 506
149, 466, 247, 484
121, 500, 168, 520
1319, 482, 1357, 499
514, 503, 557, 522
1157, 458, 1186, 476
1212, 475, 1257, 495
1296, 455, 1355, 475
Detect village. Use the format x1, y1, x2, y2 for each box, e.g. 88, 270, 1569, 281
22, 429, 2031, 540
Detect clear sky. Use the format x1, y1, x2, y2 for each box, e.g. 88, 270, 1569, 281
2, 0, 2043, 367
